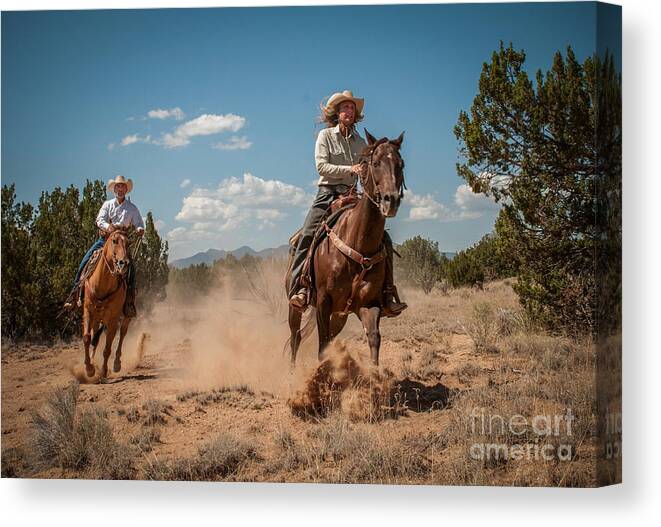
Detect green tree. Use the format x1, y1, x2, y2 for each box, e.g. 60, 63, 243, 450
79, 179, 107, 247
454, 43, 620, 332
1, 184, 36, 338
30, 185, 83, 339
395, 236, 443, 294
134, 212, 169, 315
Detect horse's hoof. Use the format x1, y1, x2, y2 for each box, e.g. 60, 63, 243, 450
100, 366, 108, 379
85, 364, 95, 377
113, 360, 122, 373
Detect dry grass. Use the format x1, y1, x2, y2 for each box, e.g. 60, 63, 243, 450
142, 433, 257, 481
29, 382, 135, 479
4, 278, 606, 486
267, 415, 431, 484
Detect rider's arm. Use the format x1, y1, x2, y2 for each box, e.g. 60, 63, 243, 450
315, 130, 354, 183
96, 201, 112, 231
130, 203, 145, 231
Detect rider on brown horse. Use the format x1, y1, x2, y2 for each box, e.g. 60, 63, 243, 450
288, 90, 407, 317
64, 175, 144, 316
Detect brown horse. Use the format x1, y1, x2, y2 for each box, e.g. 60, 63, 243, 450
287, 130, 405, 366
82, 227, 133, 379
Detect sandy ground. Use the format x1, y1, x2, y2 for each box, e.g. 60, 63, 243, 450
2, 280, 603, 485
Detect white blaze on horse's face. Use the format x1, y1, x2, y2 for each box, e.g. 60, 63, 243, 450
110, 232, 130, 275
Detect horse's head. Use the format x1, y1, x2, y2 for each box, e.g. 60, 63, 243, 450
360, 129, 406, 218
104, 227, 131, 276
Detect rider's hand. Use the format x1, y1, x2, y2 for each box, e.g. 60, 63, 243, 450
107, 224, 116, 232
136, 227, 145, 237
351, 163, 366, 176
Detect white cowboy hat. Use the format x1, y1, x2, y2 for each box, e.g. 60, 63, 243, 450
107, 175, 133, 193
324, 90, 365, 116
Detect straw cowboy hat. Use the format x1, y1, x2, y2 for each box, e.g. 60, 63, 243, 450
323, 90, 365, 118
107, 175, 133, 193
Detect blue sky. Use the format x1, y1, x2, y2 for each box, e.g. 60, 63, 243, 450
2, 2, 616, 261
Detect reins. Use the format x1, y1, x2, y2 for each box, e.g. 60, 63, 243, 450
86, 230, 131, 307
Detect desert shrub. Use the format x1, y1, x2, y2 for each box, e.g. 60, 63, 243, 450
30, 382, 135, 478
143, 433, 257, 481
395, 236, 444, 294
141, 399, 173, 426
1, 447, 31, 478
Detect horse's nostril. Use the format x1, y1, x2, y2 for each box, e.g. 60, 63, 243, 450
384, 195, 391, 202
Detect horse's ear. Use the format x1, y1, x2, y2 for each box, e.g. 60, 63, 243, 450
390, 131, 405, 149
364, 128, 377, 145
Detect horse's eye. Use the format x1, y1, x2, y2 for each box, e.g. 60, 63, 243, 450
373, 161, 380, 168
112, 239, 118, 245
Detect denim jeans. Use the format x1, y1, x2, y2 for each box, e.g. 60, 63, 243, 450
288, 185, 348, 297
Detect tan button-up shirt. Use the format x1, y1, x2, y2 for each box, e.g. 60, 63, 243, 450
315, 124, 368, 186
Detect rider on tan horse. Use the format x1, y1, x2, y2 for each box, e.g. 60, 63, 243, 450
64, 175, 144, 316
288, 90, 407, 317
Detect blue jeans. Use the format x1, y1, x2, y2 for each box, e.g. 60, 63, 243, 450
74, 237, 136, 291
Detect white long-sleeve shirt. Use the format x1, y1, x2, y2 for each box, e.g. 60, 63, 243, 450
96, 197, 145, 231
315, 124, 368, 186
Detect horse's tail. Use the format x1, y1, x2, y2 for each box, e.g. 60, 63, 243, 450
283, 307, 317, 359
91, 324, 105, 347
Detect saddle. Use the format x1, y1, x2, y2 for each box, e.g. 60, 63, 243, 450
80, 249, 103, 284
289, 189, 386, 314
288, 191, 360, 250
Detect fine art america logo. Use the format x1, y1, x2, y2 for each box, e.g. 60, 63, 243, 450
468, 408, 575, 462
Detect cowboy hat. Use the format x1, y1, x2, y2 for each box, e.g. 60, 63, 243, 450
324, 90, 365, 116
107, 175, 133, 193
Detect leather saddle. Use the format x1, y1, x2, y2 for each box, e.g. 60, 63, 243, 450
288, 191, 360, 295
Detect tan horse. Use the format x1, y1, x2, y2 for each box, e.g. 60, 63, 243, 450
82, 227, 133, 379
286, 130, 405, 366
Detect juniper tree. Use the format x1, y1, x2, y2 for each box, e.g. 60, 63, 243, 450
454, 43, 621, 332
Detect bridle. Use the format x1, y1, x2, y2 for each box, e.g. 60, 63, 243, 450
103, 230, 130, 277
359, 140, 407, 211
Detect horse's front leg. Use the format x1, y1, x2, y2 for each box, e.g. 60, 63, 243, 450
316, 296, 333, 361
358, 306, 382, 366
100, 322, 119, 379
113, 316, 131, 373
82, 308, 96, 377
288, 306, 303, 367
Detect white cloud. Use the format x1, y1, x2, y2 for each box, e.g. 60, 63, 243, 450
173, 172, 312, 237
121, 134, 141, 146
162, 113, 246, 149
454, 184, 501, 219
405, 184, 501, 222
109, 134, 153, 149
167, 227, 187, 240
212, 135, 253, 151
148, 107, 185, 120
180, 178, 191, 188
407, 191, 451, 221
154, 219, 166, 231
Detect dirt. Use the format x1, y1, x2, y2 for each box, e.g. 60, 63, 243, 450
4, 280, 592, 484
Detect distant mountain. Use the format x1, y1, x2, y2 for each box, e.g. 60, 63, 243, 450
169, 244, 290, 269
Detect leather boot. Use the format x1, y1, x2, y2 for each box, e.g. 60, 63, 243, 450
63, 285, 83, 311
289, 287, 309, 311
382, 285, 408, 318
124, 288, 137, 318
381, 234, 408, 318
